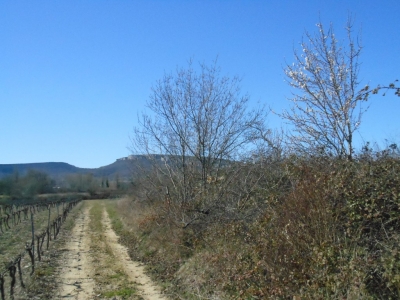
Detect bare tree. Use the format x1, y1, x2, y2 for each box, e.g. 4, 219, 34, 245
130, 60, 266, 226
283, 19, 364, 160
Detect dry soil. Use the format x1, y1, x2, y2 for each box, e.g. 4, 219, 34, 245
56, 201, 166, 300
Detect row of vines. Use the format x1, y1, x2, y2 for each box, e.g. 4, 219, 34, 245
0, 199, 81, 300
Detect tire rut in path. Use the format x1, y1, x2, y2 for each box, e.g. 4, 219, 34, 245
58, 206, 95, 299
101, 208, 166, 300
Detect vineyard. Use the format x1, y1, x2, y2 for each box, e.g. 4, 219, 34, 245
0, 199, 80, 300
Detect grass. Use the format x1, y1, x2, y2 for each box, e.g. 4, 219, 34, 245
88, 200, 140, 299
34, 265, 55, 277
105, 198, 195, 297
105, 200, 124, 233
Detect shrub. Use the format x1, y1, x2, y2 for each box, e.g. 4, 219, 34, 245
117, 155, 400, 299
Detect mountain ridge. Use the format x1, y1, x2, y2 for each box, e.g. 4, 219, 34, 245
0, 159, 135, 180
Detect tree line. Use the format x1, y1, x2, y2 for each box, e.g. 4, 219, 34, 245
0, 170, 54, 199
0, 171, 128, 200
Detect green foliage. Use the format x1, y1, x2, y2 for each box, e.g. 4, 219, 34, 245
65, 173, 99, 194
102, 288, 136, 298
331, 157, 400, 298
336, 158, 400, 240
0, 170, 55, 198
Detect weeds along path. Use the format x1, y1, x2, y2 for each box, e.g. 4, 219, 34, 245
102, 207, 166, 300
57, 200, 166, 300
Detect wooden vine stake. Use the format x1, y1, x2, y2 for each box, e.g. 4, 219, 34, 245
0, 274, 5, 300
31, 212, 35, 260
47, 205, 51, 249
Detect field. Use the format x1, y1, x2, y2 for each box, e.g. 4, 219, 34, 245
0, 200, 81, 299
1, 203, 63, 261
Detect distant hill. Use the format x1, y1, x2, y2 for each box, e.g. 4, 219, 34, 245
0, 159, 137, 180
0, 154, 199, 181
94, 159, 137, 179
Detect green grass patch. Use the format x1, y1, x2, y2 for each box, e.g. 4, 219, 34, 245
104, 201, 124, 234
34, 265, 55, 277
62, 201, 84, 231
101, 287, 137, 298
107, 271, 124, 279
89, 200, 104, 233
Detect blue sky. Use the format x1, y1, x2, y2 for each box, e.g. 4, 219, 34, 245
1, 0, 399, 168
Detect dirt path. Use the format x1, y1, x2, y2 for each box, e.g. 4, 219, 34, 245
102, 209, 166, 300
57, 201, 166, 300
58, 206, 95, 299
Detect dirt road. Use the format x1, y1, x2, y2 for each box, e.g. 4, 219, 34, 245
56, 201, 166, 300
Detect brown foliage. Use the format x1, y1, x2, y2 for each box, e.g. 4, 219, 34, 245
114, 154, 400, 299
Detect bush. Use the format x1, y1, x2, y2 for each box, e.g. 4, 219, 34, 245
116, 154, 400, 299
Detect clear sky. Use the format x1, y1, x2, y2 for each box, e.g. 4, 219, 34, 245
1, 0, 399, 168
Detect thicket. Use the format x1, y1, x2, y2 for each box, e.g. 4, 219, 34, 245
118, 151, 400, 299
